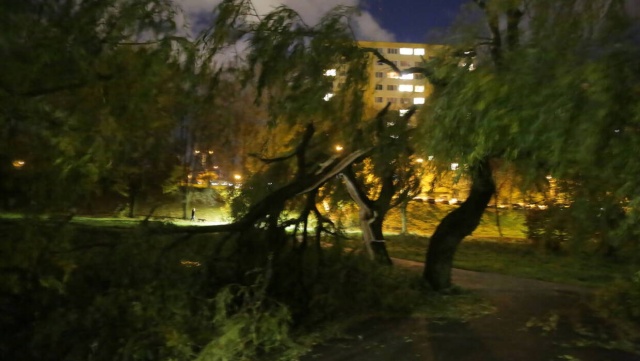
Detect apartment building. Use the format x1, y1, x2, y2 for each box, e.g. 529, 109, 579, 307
358, 40, 444, 115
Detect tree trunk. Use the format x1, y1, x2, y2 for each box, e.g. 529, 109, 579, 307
182, 185, 192, 220
127, 182, 139, 218
400, 201, 408, 235
342, 171, 393, 265
423, 158, 495, 291
370, 214, 393, 265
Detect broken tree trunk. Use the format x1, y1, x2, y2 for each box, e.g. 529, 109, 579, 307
341, 169, 393, 265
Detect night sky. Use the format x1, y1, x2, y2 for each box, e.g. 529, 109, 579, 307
364, 0, 471, 43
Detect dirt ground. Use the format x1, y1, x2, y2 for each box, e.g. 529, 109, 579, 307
301, 259, 639, 361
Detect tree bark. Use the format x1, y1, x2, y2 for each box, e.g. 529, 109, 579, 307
342, 168, 393, 265
127, 181, 140, 218
423, 158, 495, 291
400, 201, 408, 234
369, 212, 393, 264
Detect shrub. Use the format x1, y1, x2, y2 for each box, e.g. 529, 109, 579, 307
594, 271, 640, 325
1, 220, 429, 361
196, 274, 302, 361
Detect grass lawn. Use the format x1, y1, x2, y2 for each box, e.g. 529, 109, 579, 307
384, 234, 632, 288
381, 202, 633, 288
3, 200, 634, 288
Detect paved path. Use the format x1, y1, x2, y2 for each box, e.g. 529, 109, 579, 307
302, 259, 639, 361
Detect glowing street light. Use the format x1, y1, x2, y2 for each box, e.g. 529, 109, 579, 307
415, 158, 424, 163
234, 174, 242, 181
335, 145, 344, 152
12, 160, 25, 168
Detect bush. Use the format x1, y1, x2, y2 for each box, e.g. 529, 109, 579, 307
196, 274, 301, 361
0, 219, 428, 361
594, 271, 640, 325
525, 207, 571, 252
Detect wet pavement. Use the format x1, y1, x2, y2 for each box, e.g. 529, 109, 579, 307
301, 259, 639, 361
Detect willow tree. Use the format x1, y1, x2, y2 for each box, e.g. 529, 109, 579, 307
192, 0, 424, 262
417, 0, 640, 290
0, 0, 188, 212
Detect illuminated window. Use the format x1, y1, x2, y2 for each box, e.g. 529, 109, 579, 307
399, 109, 409, 116
387, 48, 399, 54
398, 84, 414, 92
399, 47, 413, 55
323, 93, 334, 101
414, 85, 425, 92
387, 72, 400, 79
413, 97, 425, 104
451, 163, 459, 171
414, 48, 425, 55
324, 69, 336, 76
400, 73, 414, 80
375, 84, 383, 90
375, 97, 383, 103
375, 72, 384, 78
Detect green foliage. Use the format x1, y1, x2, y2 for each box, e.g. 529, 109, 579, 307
525, 208, 571, 253
196, 273, 302, 361
0, 218, 433, 360
0, 0, 191, 212
418, 0, 640, 252
595, 271, 640, 325
0, 221, 220, 361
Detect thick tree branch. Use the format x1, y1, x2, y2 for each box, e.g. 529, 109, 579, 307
156, 147, 371, 235
249, 123, 315, 166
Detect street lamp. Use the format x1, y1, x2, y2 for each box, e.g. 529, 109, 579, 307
335, 145, 344, 152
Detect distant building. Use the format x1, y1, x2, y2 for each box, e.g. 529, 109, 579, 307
357, 41, 445, 115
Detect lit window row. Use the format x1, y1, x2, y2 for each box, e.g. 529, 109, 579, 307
375, 72, 425, 80
385, 48, 425, 56
399, 48, 425, 56
377, 60, 424, 67
374, 97, 425, 105
386, 72, 414, 80
375, 84, 425, 93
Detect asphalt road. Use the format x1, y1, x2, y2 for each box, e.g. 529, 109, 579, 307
301, 259, 639, 361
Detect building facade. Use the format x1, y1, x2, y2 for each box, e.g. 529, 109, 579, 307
358, 40, 444, 115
